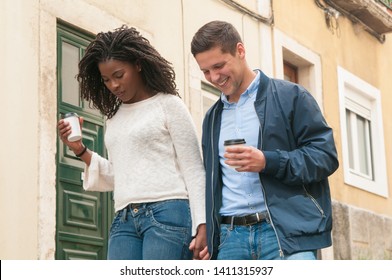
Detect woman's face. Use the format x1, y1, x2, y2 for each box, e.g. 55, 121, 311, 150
99, 59, 149, 104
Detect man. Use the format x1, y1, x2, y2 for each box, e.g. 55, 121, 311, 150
191, 21, 339, 260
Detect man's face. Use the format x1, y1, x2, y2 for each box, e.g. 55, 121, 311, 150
194, 44, 247, 102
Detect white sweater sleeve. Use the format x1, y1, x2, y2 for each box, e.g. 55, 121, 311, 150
164, 96, 206, 235
82, 152, 115, 192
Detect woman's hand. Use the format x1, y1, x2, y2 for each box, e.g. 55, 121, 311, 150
189, 224, 210, 260
57, 117, 85, 155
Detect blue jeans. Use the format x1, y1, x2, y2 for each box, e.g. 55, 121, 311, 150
108, 199, 192, 260
217, 221, 317, 260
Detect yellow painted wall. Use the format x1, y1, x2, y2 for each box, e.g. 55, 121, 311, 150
273, 0, 392, 216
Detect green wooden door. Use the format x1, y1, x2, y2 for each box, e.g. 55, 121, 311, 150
56, 23, 114, 260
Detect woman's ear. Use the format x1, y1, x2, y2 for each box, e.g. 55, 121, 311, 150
136, 61, 142, 72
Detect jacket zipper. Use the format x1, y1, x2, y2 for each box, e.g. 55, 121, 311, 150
256, 105, 284, 258
209, 107, 217, 260
302, 185, 325, 217
260, 179, 284, 257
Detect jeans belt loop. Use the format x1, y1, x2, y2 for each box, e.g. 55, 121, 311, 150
121, 208, 127, 222
229, 216, 234, 231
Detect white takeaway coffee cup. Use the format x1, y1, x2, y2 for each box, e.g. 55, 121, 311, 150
224, 138, 246, 169
64, 112, 82, 142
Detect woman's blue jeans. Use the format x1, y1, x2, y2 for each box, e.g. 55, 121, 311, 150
107, 199, 192, 260
217, 221, 317, 260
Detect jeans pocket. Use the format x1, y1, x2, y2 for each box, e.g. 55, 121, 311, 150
149, 200, 191, 233
109, 210, 123, 236
218, 224, 232, 250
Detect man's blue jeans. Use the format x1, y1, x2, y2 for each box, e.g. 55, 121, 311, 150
217, 221, 317, 260
107, 199, 192, 260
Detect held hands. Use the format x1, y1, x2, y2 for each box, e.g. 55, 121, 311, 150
189, 224, 209, 260
224, 145, 266, 172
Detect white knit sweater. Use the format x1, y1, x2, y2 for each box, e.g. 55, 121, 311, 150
83, 93, 206, 235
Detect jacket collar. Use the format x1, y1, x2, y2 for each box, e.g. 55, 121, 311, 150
255, 69, 270, 102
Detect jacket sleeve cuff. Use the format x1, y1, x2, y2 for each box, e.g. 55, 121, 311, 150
261, 150, 280, 175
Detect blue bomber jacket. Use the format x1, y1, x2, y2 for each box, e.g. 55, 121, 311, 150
201, 70, 339, 259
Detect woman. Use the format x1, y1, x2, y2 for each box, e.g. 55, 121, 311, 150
58, 26, 206, 260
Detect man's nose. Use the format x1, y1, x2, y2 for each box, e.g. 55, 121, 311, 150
210, 70, 220, 83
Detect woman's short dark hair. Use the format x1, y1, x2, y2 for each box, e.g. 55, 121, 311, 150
78, 25, 178, 119
191, 20, 242, 57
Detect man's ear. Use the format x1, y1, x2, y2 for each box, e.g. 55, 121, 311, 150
236, 42, 246, 58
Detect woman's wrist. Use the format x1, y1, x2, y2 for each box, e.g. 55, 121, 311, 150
73, 144, 87, 157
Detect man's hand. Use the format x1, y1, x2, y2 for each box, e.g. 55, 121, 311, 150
224, 145, 266, 172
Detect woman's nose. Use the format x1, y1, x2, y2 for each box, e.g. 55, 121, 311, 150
108, 80, 120, 92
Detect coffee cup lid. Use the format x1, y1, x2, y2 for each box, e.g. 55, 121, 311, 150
64, 112, 79, 118
224, 139, 246, 145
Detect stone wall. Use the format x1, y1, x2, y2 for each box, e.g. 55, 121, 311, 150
332, 200, 392, 259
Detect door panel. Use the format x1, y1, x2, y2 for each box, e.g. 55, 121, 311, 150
56, 23, 113, 260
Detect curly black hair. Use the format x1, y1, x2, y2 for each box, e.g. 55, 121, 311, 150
77, 25, 178, 119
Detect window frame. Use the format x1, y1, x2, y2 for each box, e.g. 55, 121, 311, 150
337, 66, 388, 197
283, 61, 298, 83
274, 29, 323, 110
